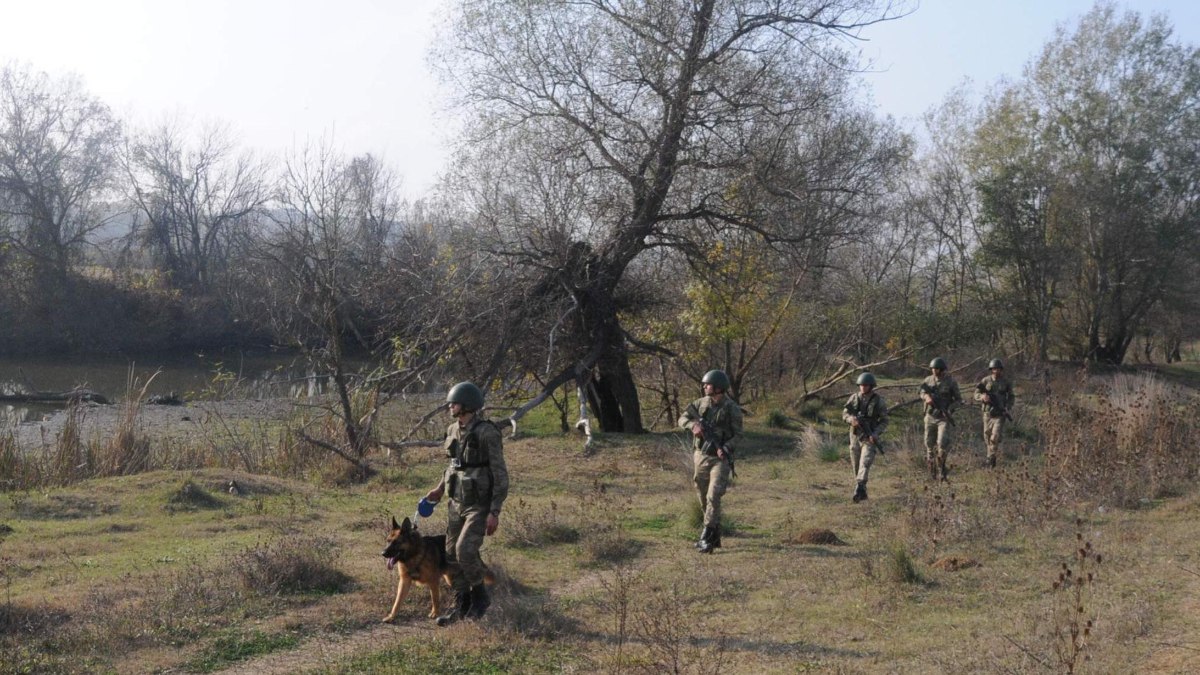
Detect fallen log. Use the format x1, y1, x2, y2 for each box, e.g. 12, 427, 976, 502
0, 388, 109, 405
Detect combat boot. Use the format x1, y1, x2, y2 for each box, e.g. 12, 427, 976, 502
987, 455, 997, 469
694, 526, 707, 549
466, 584, 491, 619
938, 456, 949, 481
852, 481, 868, 503
927, 457, 938, 480
435, 589, 472, 626
697, 525, 717, 554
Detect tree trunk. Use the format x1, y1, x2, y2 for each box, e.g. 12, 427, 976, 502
582, 313, 644, 433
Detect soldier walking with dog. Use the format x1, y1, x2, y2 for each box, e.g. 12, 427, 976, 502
921, 357, 962, 481
975, 358, 1015, 468
842, 372, 888, 503
423, 381, 509, 625
678, 369, 742, 554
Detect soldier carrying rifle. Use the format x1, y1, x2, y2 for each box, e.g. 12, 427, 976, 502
974, 358, 1015, 468
842, 372, 889, 503
921, 357, 962, 481
678, 369, 742, 554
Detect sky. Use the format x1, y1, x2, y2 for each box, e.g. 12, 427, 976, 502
0, 0, 1197, 200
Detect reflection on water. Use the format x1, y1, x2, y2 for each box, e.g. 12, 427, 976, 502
0, 350, 351, 428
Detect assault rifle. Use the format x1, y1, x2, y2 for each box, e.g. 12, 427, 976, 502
919, 382, 956, 426
698, 418, 736, 478
850, 414, 885, 454
975, 382, 1013, 421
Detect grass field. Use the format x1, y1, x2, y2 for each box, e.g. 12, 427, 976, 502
2, 371, 1199, 673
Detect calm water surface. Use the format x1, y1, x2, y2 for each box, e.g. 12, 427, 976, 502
0, 350, 335, 426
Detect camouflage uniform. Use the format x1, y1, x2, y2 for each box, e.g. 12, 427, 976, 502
922, 374, 962, 468
842, 390, 888, 486
443, 416, 509, 595
678, 395, 742, 533
974, 374, 1015, 463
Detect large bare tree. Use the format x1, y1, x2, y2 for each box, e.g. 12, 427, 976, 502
123, 119, 271, 293
0, 64, 121, 292
438, 0, 909, 432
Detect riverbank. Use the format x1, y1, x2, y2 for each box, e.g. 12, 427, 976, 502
9, 397, 302, 450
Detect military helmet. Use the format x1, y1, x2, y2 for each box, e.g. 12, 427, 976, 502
701, 369, 731, 392
929, 357, 948, 370
988, 358, 1005, 370
856, 372, 877, 387
446, 381, 485, 411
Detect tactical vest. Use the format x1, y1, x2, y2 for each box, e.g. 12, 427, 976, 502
692, 397, 737, 455
846, 392, 883, 419
923, 376, 958, 418
978, 377, 1012, 416
445, 418, 498, 508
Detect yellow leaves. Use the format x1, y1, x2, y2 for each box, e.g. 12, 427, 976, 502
681, 239, 785, 347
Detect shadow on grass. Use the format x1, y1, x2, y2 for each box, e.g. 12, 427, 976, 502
573, 626, 878, 660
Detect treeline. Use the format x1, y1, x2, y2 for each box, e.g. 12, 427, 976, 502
1, 1, 1196, 432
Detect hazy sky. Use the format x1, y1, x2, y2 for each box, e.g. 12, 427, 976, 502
1, 0, 1197, 200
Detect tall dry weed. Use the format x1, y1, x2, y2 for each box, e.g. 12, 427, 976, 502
577, 483, 640, 565
503, 498, 581, 548
1049, 520, 1102, 673
595, 561, 728, 674
795, 424, 841, 463
1040, 371, 1199, 508
901, 484, 970, 555
93, 371, 156, 477
0, 432, 22, 489
47, 402, 87, 486
984, 454, 1057, 530
1003, 518, 1103, 673
634, 578, 728, 674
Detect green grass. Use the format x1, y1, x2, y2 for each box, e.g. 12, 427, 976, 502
626, 513, 676, 532
186, 629, 302, 672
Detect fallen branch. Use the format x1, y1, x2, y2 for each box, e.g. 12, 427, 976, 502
0, 388, 109, 405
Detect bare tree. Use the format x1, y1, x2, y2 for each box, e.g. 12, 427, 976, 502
0, 63, 121, 292
123, 118, 271, 292
236, 144, 492, 474
438, 0, 910, 432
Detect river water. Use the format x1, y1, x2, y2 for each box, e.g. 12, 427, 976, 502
0, 350, 334, 426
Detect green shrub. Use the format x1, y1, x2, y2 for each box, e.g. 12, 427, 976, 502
886, 543, 923, 585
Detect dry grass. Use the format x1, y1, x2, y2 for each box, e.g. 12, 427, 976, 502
229, 534, 353, 595
1, 370, 1199, 672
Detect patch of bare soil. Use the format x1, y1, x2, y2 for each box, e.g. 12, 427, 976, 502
930, 556, 980, 572
786, 528, 846, 546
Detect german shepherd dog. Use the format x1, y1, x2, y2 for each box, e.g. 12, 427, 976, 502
381, 516, 451, 622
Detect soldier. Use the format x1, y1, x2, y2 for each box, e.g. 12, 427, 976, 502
920, 357, 962, 481
423, 382, 509, 625
842, 372, 888, 503
678, 369, 743, 554
975, 358, 1015, 468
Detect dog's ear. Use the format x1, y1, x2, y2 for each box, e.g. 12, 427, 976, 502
401, 516, 413, 532
391, 515, 401, 530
